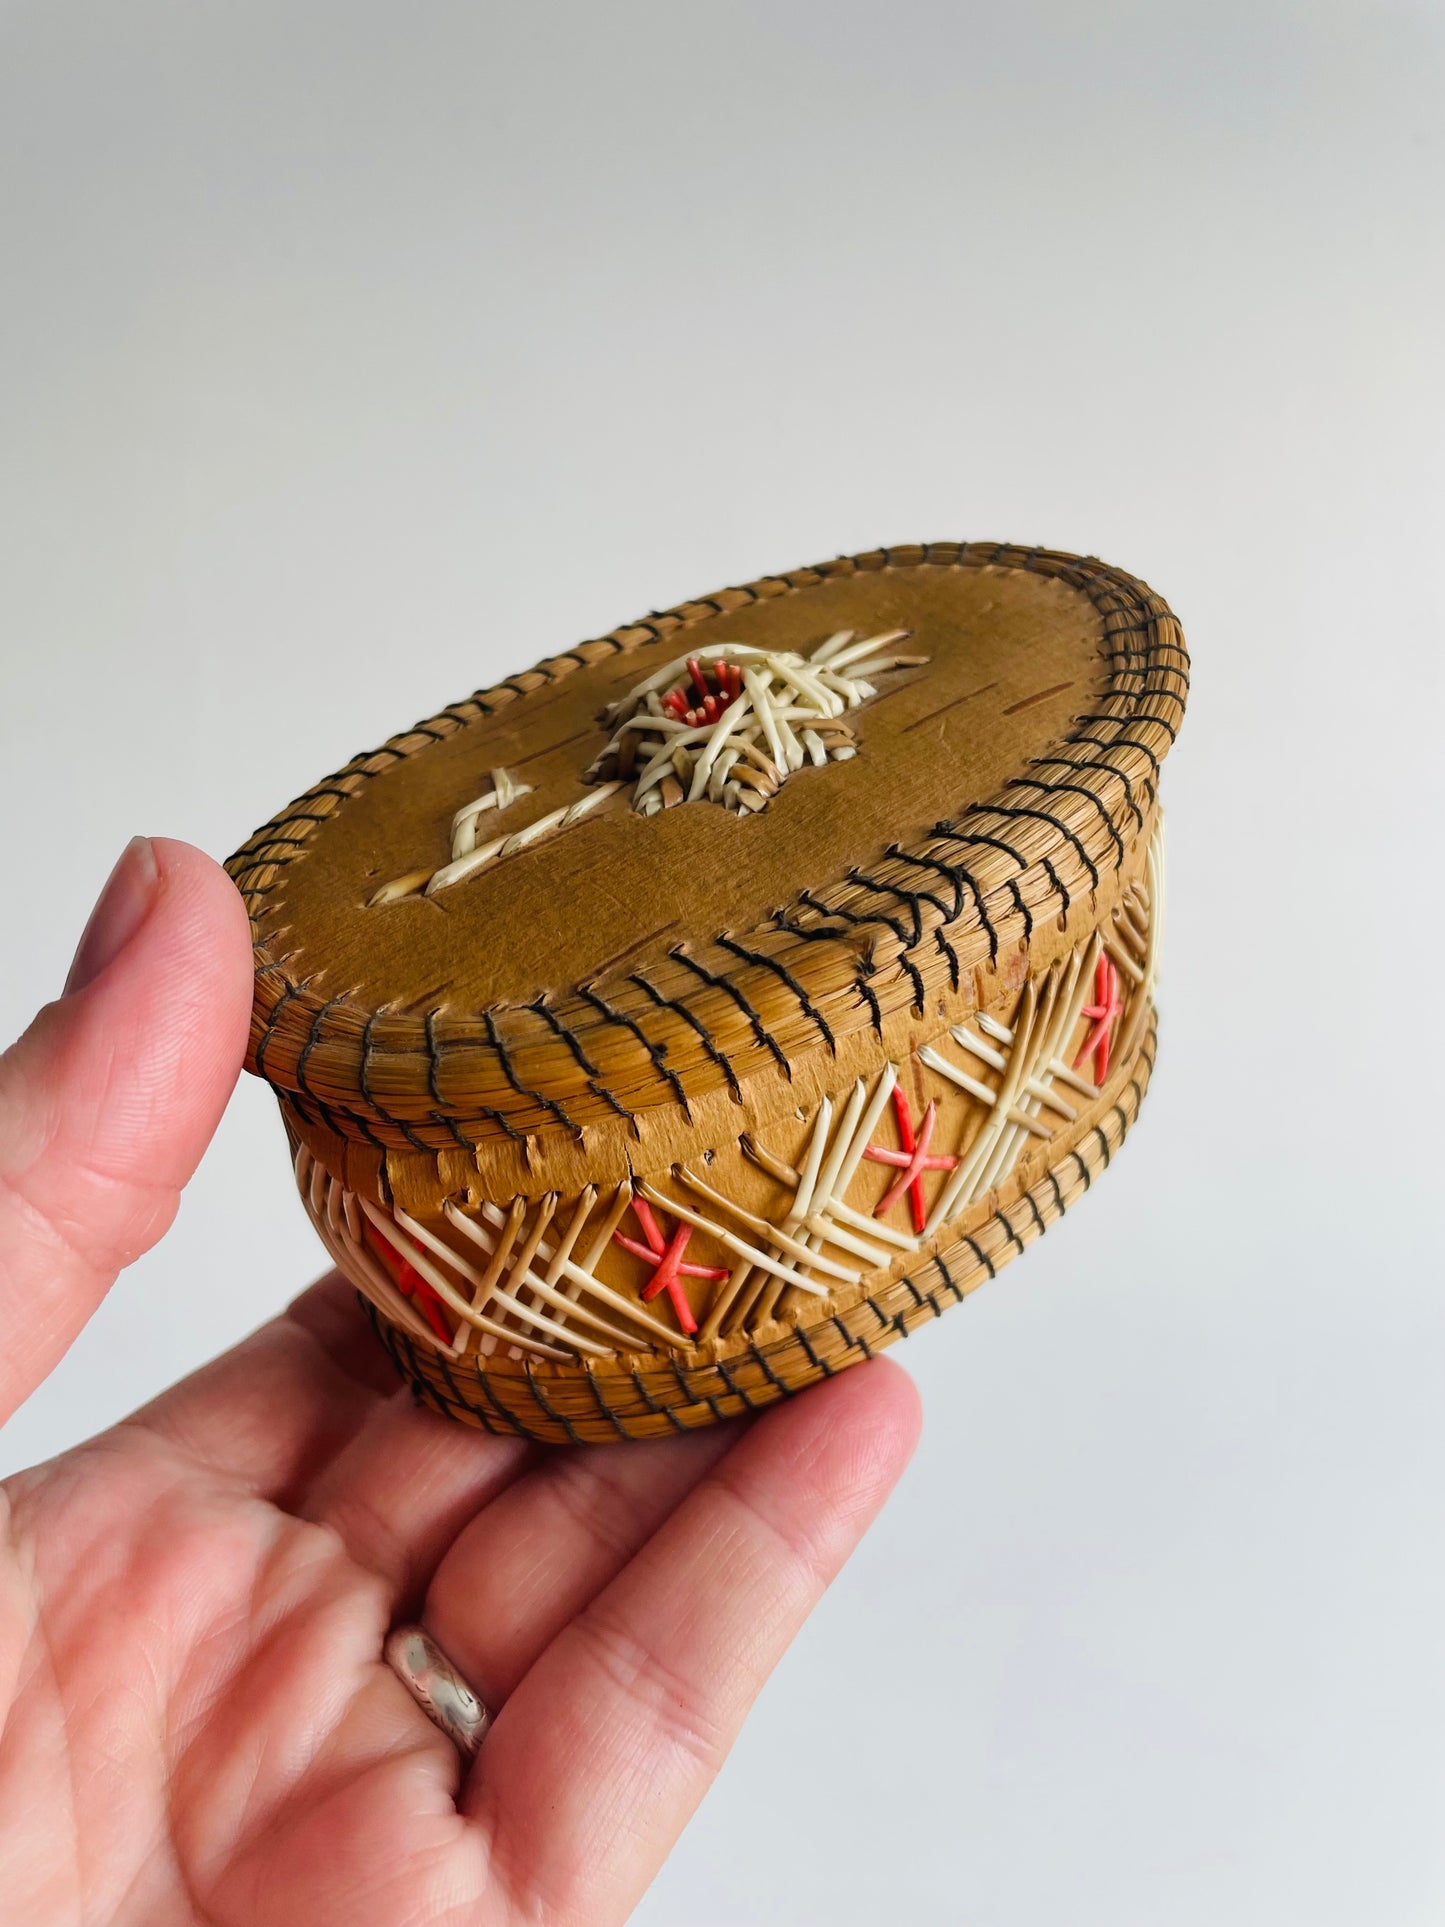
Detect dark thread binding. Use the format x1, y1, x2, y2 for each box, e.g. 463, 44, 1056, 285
933, 924, 961, 992
583, 1366, 634, 1441
712, 1355, 760, 1413
574, 982, 692, 1116
631, 1368, 691, 1431
933, 1252, 965, 1304
1014, 776, 1126, 866
794, 1321, 837, 1378
748, 1340, 793, 1399
670, 1355, 728, 1424
669, 947, 792, 1077
715, 933, 838, 1054
254, 978, 312, 1086
484, 1009, 583, 1134
1030, 753, 1144, 831
528, 997, 636, 1125
901, 846, 1001, 965
842, 1315, 874, 1362
523, 1364, 586, 1444
294, 996, 347, 1101
628, 972, 744, 1104
982, 802, 1102, 892
1040, 855, 1072, 914
847, 869, 925, 944
964, 1234, 997, 1279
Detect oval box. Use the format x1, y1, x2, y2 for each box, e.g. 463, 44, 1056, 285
230, 542, 1187, 1442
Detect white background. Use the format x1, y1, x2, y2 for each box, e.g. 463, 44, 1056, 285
2, 4, 1443, 1922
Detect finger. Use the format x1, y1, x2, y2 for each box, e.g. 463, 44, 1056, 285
283, 1271, 409, 1399
470, 1360, 921, 1926
423, 1419, 741, 1705
0, 837, 252, 1423
298, 1394, 534, 1605
122, 1275, 395, 1502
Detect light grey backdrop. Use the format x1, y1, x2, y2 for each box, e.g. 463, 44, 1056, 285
2, 4, 1442, 1923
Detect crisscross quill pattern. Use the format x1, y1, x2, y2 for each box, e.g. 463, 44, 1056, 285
299, 819, 1164, 1363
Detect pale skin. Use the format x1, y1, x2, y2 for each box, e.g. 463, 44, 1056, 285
0, 838, 921, 1926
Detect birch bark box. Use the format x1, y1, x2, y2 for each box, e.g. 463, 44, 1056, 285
230, 542, 1188, 1443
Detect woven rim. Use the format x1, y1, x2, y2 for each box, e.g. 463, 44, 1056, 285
228, 542, 1187, 1155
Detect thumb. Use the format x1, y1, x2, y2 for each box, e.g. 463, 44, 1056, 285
0, 837, 253, 1425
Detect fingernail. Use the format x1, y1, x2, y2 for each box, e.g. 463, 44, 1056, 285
65, 837, 160, 995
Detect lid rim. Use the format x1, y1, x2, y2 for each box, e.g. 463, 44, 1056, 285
228, 541, 1188, 1151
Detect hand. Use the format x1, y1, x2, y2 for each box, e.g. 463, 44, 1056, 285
0, 838, 920, 1927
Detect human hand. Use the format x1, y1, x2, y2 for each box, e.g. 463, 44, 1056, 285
0, 838, 920, 1926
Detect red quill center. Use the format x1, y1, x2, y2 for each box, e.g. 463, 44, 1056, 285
613, 1195, 730, 1337
1073, 954, 1125, 1085
864, 1087, 961, 1235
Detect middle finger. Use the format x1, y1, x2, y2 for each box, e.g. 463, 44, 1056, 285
421, 1418, 741, 1706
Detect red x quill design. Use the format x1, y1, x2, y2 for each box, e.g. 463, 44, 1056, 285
863, 1086, 959, 1235
366, 1226, 454, 1345
1073, 953, 1126, 1085
613, 1194, 729, 1336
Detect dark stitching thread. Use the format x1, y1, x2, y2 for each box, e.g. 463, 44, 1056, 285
1006, 877, 1034, 942
523, 1364, 586, 1444
295, 997, 347, 1100
574, 982, 692, 1115
899, 847, 1000, 964
934, 1252, 965, 1303
933, 925, 961, 992
670, 1355, 728, 1424
931, 822, 1027, 870
254, 979, 312, 1085
749, 1341, 793, 1399
1014, 776, 1127, 866
528, 998, 636, 1125
1029, 754, 1144, 831
583, 1366, 633, 1441
484, 1010, 583, 1134
427, 1012, 523, 1144
669, 947, 791, 1076
847, 869, 925, 944
1069, 730, 1161, 785
964, 1234, 996, 1279
713, 1355, 760, 1412
794, 1322, 837, 1378
630, 1368, 690, 1431
982, 803, 1102, 892
1040, 855, 1072, 915
864, 1295, 900, 1344
853, 964, 885, 1029
628, 972, 744, 1104
715, 933, 837, 1053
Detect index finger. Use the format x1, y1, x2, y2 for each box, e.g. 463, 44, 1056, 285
467, 1358, 921, 1927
